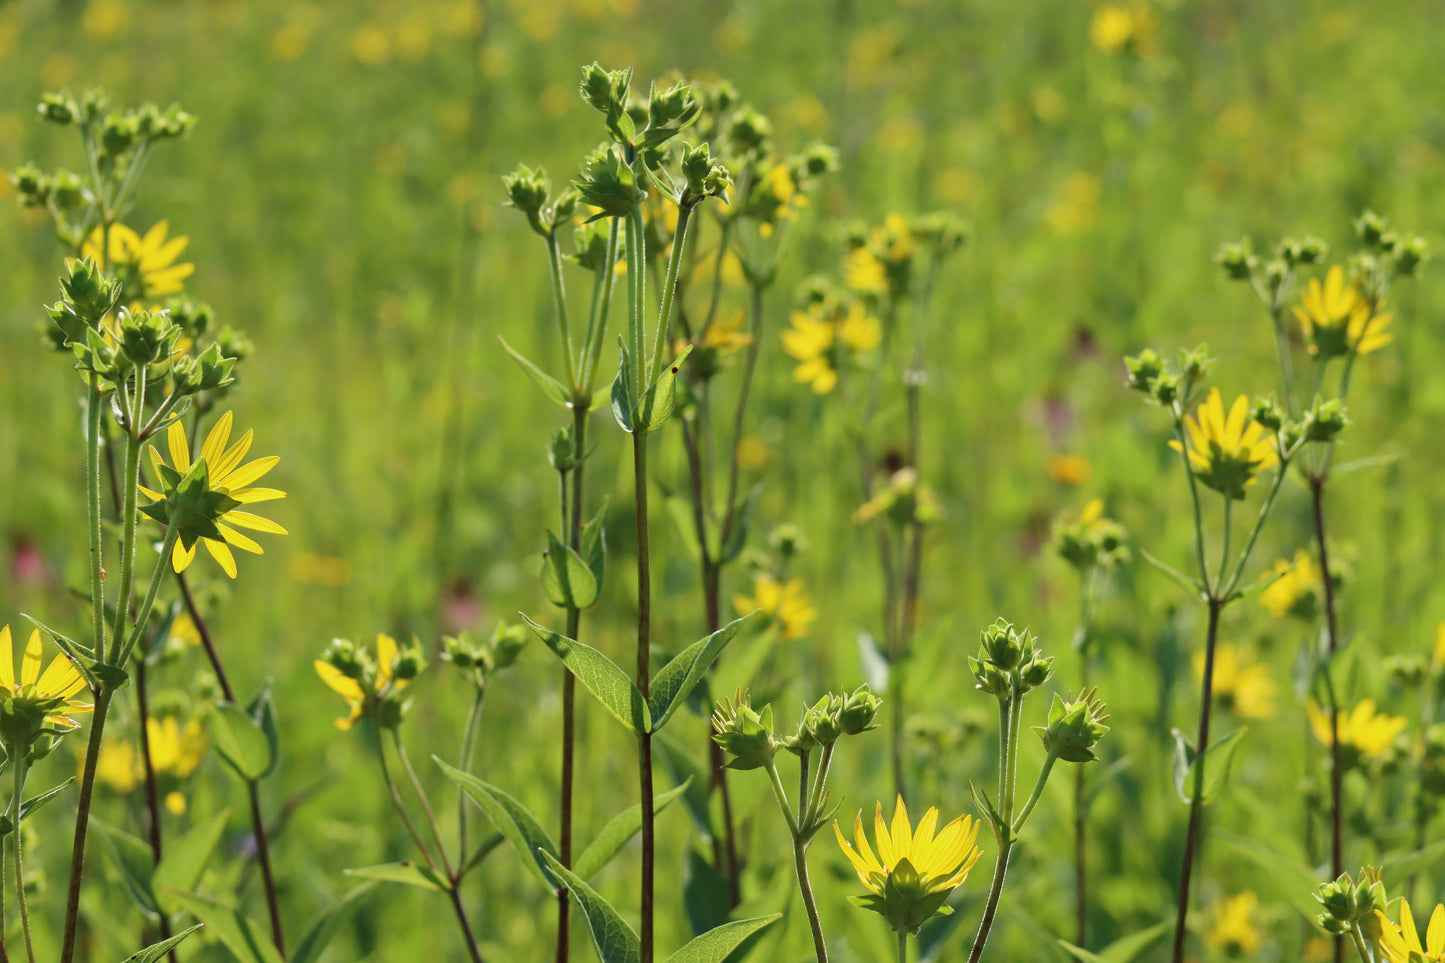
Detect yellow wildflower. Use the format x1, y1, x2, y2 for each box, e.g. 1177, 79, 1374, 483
733, 575, 816, 641
315, 634, 411, 730
701, 309, 753, 354
1259, 550, 1320, 619
1195, 645, 1276, 719
1203, 891, 1263, 957
843, 247, 888, 293
139, 413, 287, 579
1090, 2, 1159, 57
837, 301, 882, 351
1293, 265, 1393, 357
783, 308, 838, 393
0, 625, 93, 739
1307, 699, 1407, 760
1169, 388, 1278, 500
1045, 172, 1101, 237
1376, 900, 1445, 963
1047, 453, 1092, 486
95, 717, 207, 814
835, 795, 983, 933
81, 221, 194, 300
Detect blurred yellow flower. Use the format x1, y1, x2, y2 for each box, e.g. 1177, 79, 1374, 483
290, 553, 351, 588
1045, 172, 1101, 237
1293, 265, 1393, 357
1169, 388, 1277, 500
701, 309, 753, 354
95, 717, 207, 814
843, 247, 888, 293
315, 634, 408, 730
82, 0, 131, 40
270, 24, 312, 60
169, 613, 202, 647
351, 25, 391, 65
1195, 645, 1276, 720
1203, 891, 1263, 957
1047, 453, 1092, 486
1259, 550, 1320, 619
733, 575, 816, 640
735, 436, 770, 472
784, 309, 838, 393
0, 625, 93, 735
81, 221, 194, 300
1307, 699, 1407, 759
1376, 900, 1445, 963
845, 213, 917, 295
140, 413, 287, 579
1090, 2, 1159, 57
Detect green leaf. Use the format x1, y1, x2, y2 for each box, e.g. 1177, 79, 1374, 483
210, 701, 273, 782
92, 817, 160, 920
0, 778, 74, 837
289, 883, 377, 963
458, 831, 505, 881
22, 613, 98, 688
1138, 549, 1206, 601
541, 850, 641, 963
662, 915, 782, 963
155, 809, 233, 915
118, 923, 204, 963
574, 779, 691, 881
967, 781, 1013, 846
648, 611, 759, 733
499, 336, 570, 407
664, 490, 704, 562
437, 759, 560, 891
1058, 919, 1171, 963
611, 343, 634, 432
159, 887, 285, 963
633, 344, 693, 433
1214, 832, 1322, 921
1382, 838, 1445, 887
542, 530, 600, 609
244, 682, 281, 781
711, 622, 776, 707
343, 861, 449, 892
1171, 726, 1246, 805
580, 503, 608, 591
522, 614, 648, 732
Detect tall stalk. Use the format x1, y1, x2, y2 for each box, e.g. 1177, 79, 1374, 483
634, 432, 657, 963
1309, 474, 1345, 963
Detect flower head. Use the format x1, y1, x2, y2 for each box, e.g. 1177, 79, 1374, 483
782, 299, 881, 394
1196, 644, 1277, 719
1050, 498, 1129, 572
139, 412, 286, 579
732, 574, 816, 640
844, 213, 916, 297
94, 716, 207, 814
315, 634, 420, 730
1376, 900, 1445, 963
1307, 699, 1408, 768
1205, 891, 1263, 957
81, 220, 194, 301
834, 795, 983, 934
0, 625, 93, 751
1293, 266, 1393, 358
1260, 550, 1321, 619
1090, 2, 1159, 57
1170, 388, 1278, 500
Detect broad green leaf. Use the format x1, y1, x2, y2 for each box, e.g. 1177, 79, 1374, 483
542, 530, 600, 609
1058, 919, 1171, 963
663, 915, 782, 963
159, 887, 284, 963
682, 847, 731, 938
155, 809, 232, 915
244, 681, 281, 781
580, 503, 607, 590
611, 343, 634, 432
574, 779, 690, 881
523, 614, 648, 732
633, 344, 693, 433
648, 611, 759, 733
119, 923, 204, 962
93, 817, 160, 920
541, 850, 641, 963
289, 883, 377, 963
343, 861, 449, 892
438, 759, 560, 891
499, 336, 570, 407
210, 701, 273, 782
0, 778, 74, 837
1171, 726, 1246, 805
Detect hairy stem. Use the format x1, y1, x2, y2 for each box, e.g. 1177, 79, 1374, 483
634, 432, 656, 963
1310, 475, 1345, 963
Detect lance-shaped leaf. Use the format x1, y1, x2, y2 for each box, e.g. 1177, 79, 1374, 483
632, 344, 693, 434
154, 809, 233, 915
289, 883, 377, 963
542, 531, 599, 609
23, 613, 99, 686
158, 888, 284, 963
499, 336, 570, 408
541, 850, 640, 963
119, 923, 204, 963
93, 818, 160, 920
210, 701, 273, 783
574, 780, 691, 881
343, 861, 449, 893
0, 778, 73, 837
664, 915, 783, 963
1058, 919, 1170, 963
1172, 726, 1246, 805
611, 341, 635, 432
438, 759, 559, 891
580, 503, 607, 590
522, 614, 649, 732
648, 611, 759, 733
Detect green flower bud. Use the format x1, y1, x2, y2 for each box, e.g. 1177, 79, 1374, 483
11, 164, 48, 207
1151, 371, 1182, 406
1214, 239, 1257, 280
546, 427, 577, 472
118, 307, 179, 366
1276, 235, 1328, 267
579, 62, 631, 115
1312, 868, 1386, 936
1385, 654, 1427, 689
322, 638, 370, 682
38, 91, 78, 124
641, 81, 699, 149
1178, 344, 1214, 383
441, 633, 486, 671
488, 620, 528, 670
80, 87, 109, 124
573, 144, 644, 220
697, 79, 737, 115
1394, 235, 1429, 276
1034, 689, 1110, 763
1251, 395, 1284, 432
767, 524, 808, 561
134, 102, 196, 140
680, 142, 732, 206
802, 693, 844, 746
57, 256, 123, 334
979, 618, 1024, 671
1354, 210, 1388, 248
795, 142, 840, 181
101, 113, 140, 156
503, 163, 551, 236
711, 691, 776, 771
838, 684, 883, 735
390, 643, 427, 682
968, 655, 1009, 699
1301, 396, 1348, 443
375, 697, 407, 729
911, 211, 967, 256
727, 106, 772, 153
1020, 654, 1055, 692
1124, 349, 1165, 393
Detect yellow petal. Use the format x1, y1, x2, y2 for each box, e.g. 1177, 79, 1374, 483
223, 511, 287, 535
201, 411, 234, 469
204, 538, 239, 579
167, 420, 191, 475
140, 220, 170, 254
0, 625, 13, 690
1425, 903, 1444, 957
21, 630, 43, 686
173, 538, 197, 573
834, 819, 880, 891
376, 634, 398, 691
1401, 900, 1424, 954
142, 234, 189, 273
1223, 394, 1249, 450
231, 487, 286, 504
210, 429, 255, 486
889, 795, 913, 859
219, 524, 264, 554
874, 801, 895, 869
315, 660, 366, 702
220, 456, 279, 492
37, 654, 84, 699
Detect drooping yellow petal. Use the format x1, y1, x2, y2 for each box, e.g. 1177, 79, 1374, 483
204, 538, 239, 579
835, 819, 882, 892
172, 538, 197, 573
167, 420, 191, 475
0, 625, 13, 690
376, 634, 398, 691
315, 660, 366, 702
219, 456, 279, 492
201, 411, 234, 469
219, 524, 264, 555
21, 630, 43, 686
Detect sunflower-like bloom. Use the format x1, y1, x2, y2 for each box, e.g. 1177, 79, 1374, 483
1307, 699, 1408, 766
782, 301, 882, 394
0, 625, 93, 750
732, 575, 816, 640
140, 413, 286, 579
1169, 387, 1278, 500
835, 795, 983, 934
844, 213, 917, 296
315, 634, 418, 730
1376, 900, 1445, 962
1293, 265, 1393, 358
1050, 497, 1129, 572
1204, 891, 1264, 957
1260, 549, 1321, 619
1197, 644, 1276, 720
94, 717, 207, 814
81, 220, 195, 300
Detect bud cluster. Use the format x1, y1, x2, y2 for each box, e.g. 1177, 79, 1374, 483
441, 621, 528, 690
969, 618, 1054, 701
1124, 345, 1215, 408
714, 684, 884, 771
502, 164, 578, 238
1313, 867, 1386, 937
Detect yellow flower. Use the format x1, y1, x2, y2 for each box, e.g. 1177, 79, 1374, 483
700, 309, 753, 354
1203, 891, 1263, 957
783, 308, 839, 393
845, 213, 917, 296
315, 634, 409, 730
1307, 699, 1407, 760
1169, 388, 1278, 500
0, 625, 94, 737
1196, 645, 1276, 719
139, 413, 287, 579
1260, 550, 1320, 619
835, 795, 984, 933
1047, 453, 1092, 486
837, 301, 882, 351
1045, 172, 1102, 237
1376, 900, 1445, 963
1090, 2, 1158, 57
843, 247, 888, 293
1434, 623, 1445, 667
81, 221, 194, 300
733, 575, 816, 640
1293, 265, 1394, 358
93, 717, 207, 813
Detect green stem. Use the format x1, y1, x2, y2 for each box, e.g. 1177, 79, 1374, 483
107, 394, 145, 666
793, 836, 829, 963
763, 760, 799, 838
458, 686, 486, 866
1310, 475, 1345, 963
545, 232, 579, 389
59, 688, 115, 963
12, 758, 34, 963
626, 210, 647, 402
116, 528, 179, 670
805, 743, 837, 831
1349, 925, 1373, 963
634, 432, 656, 963
394, 734, 455, 879
368, 723, 439, 873
964, 835, 1013, 963
898, 930, 908, 963
1218, 495, 1232, 591
1221, 442, 1296, 598
578, 219, 621, 391
556, 399, 589, 963
649, 203, 693, 382
1171, 412, 1214, 596
246, 782, 286, 956
1011, 751, 1060, 833
86, 376, 106, 658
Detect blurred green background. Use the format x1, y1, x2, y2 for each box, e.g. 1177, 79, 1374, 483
2, 0, 1443, 959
